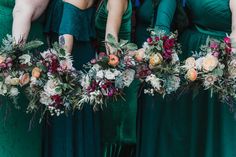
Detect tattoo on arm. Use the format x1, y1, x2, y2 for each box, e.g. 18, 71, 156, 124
59, 35, 65, 46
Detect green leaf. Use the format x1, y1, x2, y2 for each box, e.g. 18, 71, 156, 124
55, 87, 62, 93
21, 40, 44, 51
107, 34, 116, 44
119, 39, 129, 47
125, 43, 138, 51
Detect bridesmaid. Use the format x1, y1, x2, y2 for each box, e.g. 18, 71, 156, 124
0, 0, 48, 156
42, 0, 100, 157
134, 0, 176, 157
95, 0, 139, 156
175, 0, 236, 156
137, 0, 236, 156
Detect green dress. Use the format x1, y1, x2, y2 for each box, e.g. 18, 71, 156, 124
135, 0, 177, 157
0, 0, 44, 157
95, 0, 139, 156
137, 0, 236, 157
43, 1, 101, 157
176, 0, 236, 156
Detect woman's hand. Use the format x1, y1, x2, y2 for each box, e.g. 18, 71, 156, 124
12, 0, 49, 43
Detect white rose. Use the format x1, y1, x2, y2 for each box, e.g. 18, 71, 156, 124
81, 75, 91, 89
44, 79, 61, 96
60, 59, 73, 71
105, 70, 116, 80
195, 58, 204, 70
9, 87, 19, 96
96, 70, 104, 80
40, 92, 53, 105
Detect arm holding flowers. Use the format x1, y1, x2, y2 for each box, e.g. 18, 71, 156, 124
105, 0, 128, 53
155, 0, 176, 33
12, 0, 49, 43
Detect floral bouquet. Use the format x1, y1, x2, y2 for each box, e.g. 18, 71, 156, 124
181, 36, 236, 109
77, 34, 138, 110
25, 43, 81, 119
0, 35, 43, 105
135, 30, 182, 96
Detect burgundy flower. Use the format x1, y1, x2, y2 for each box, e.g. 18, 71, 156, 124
155, 37, 160, 41
162, 36, 168, 41
49, 59, 59, 73
51, 95, 62, 106
164, 38, 175, 49
147, 37, 153, 44
0, 63, 7, 69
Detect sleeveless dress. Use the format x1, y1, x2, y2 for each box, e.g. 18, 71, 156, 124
0, 0, 44, 157
135, 0, 178, 157
95, 1, 139, 156
43, 1, 100, 157
175, 0, 236, 157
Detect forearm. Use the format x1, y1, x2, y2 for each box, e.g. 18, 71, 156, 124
230, 0, 236, 32
12, 0, 49, 42
155, 0, 176, 32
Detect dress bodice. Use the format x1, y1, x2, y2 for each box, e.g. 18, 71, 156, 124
186, 0, 231, 33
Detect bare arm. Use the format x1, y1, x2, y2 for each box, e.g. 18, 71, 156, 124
106, 0, 128, 42
12, 0, 49, 43
230, 0, 236, 48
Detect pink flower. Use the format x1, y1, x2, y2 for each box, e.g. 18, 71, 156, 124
224, 37, 231, 45
210, 42, 219, 49
60, 60, 73, 71
90, 59, 97, 64
147, 37, 153, 44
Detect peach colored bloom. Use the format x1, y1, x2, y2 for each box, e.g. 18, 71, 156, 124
135, 48, 145, 62
185, 57, 196, 69
202, 55, 218, 72
20, 73, 30, 86
108, 54, 119, 67
149, 53, 163, 66
32, 67, 41, 78
0, 56, 6, 64
186, 68, 198, 81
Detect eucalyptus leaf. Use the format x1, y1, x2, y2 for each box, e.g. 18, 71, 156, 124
125, 43, 138, 51
21, 40, 44, 51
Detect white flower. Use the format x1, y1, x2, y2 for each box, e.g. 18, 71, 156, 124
122, 69, 135, 87
171, 53, 179, 64
19, 54, 32, 66
9, 87, 19, 96
145, 74, 162, 90
44, 78, 62, 96
4, 75, 12, 85
91, 64, 101, 71
40, 92, 53, 105
96, 70, 104, 80
142, 42, 149, 50
195, 57, 204, 70
105, 70, 116, 80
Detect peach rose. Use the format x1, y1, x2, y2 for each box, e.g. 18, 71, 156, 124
135, 48, 145, 62
186, 68, 198, 81
202, 54, 218, 72
20, 73, 30, 86
149, 53, 163, 66
185, 57, 196, 69
32, 67, 41, 78
108, 54, 119, 67
0, 56, 6, 64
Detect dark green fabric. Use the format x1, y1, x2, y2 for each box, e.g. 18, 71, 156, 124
135, 1, 176, 157
95, 1, 138, 156
95, 0, 132, 52
136, 0, 236, 157
43, 1, 100, 157
0, 0, 44, 157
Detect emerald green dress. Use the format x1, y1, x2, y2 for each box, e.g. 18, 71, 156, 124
0, 0, 44, 157
43, 1, 100, 157
135, 0, 177, 157
137, 0, 236, 157
95, 0, 139, 156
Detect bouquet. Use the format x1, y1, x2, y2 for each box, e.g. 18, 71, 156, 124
181, 36, 236, 110
0, 35, 43, 105
135, 30, 182, 96
77, 34, 138, 110
25, 43, 81, 119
